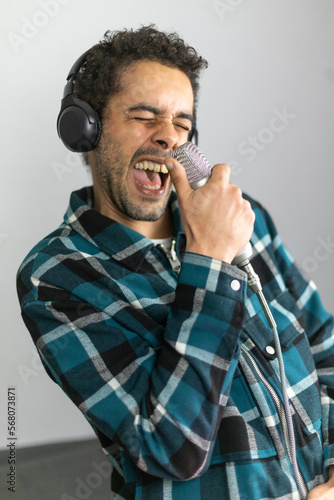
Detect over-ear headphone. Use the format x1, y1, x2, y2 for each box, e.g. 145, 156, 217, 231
57, 49, 198, 152
57, 50, 102, 153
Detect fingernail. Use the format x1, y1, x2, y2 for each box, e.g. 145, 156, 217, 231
164, 158, 174, 170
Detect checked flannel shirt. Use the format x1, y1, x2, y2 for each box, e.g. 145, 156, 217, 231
17, 186, 334, 499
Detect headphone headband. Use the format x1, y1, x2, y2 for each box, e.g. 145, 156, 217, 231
62, 49, 91, 98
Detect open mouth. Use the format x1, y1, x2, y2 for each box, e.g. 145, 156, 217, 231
133, 160, 169, 191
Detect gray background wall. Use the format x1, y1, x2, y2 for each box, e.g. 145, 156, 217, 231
1, 0, 334, 451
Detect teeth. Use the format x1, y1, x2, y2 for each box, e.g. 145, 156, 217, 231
135, 161, 168, 174
141, 184, 161, 190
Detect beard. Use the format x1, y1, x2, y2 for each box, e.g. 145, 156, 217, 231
93, 134, 172, 222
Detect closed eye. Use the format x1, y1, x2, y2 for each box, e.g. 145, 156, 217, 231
133, 117, 155, 123
174, 123, 191, 132
134, 117, 190, 131
134, 117, 153, 120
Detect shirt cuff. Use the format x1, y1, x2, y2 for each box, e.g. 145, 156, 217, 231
179, 252, 247, 301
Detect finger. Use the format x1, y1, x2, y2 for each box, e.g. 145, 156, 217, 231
210, 163, 231, 185
164, 157, 193, 194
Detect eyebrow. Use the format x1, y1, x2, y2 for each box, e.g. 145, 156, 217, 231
128, 104, 193, 124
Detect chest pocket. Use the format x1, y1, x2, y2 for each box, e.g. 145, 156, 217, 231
210, 288, 322, 466
245, 289, 321, 433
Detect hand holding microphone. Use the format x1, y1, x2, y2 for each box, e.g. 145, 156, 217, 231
165, 142, 255, 265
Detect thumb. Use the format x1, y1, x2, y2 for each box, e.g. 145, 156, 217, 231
165, 157, 192, 195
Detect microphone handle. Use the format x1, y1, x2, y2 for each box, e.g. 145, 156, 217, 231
231, 242, 253, 267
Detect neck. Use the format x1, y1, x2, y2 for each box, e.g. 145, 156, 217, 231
93, 185, 174, 240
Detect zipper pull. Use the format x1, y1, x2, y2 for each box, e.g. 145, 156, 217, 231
158, 238, 181, 274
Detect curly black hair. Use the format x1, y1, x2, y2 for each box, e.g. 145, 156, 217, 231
73, 25, 208, 161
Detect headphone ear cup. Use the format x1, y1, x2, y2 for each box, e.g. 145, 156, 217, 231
57, 95, 101, 152
188, 127, 198, 145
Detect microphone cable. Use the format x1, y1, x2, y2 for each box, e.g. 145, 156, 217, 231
234, 253, 308, 500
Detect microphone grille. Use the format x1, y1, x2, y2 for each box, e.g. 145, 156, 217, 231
171, 142, 212, 189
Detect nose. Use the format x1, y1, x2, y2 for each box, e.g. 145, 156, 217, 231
150, 120, 179, 151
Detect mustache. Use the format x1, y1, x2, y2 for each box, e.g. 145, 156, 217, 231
130, 147, 172, 164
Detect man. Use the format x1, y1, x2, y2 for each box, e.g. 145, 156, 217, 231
17, 25, 334, 499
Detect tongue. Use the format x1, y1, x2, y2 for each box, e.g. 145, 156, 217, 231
133, 168, 162, 188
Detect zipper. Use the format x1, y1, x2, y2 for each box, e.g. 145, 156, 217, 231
240, 345, 308, 498
157, 238, 181, 274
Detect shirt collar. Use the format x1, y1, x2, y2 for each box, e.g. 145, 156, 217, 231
63, 186, 183, 270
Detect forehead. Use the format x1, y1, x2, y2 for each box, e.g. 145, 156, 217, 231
110, 60, 194, 112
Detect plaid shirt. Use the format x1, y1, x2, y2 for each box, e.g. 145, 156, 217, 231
17, 186, 334, 499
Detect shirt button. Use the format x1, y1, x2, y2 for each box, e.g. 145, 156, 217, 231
266, 346, 275, 355
230, 279, 241, 291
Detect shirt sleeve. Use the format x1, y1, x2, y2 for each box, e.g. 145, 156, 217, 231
17, 249, 248, 481
258, 204, 334, 475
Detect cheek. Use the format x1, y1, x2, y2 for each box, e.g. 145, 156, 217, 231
128, 123, 153, 143
112, 122, 150, 150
